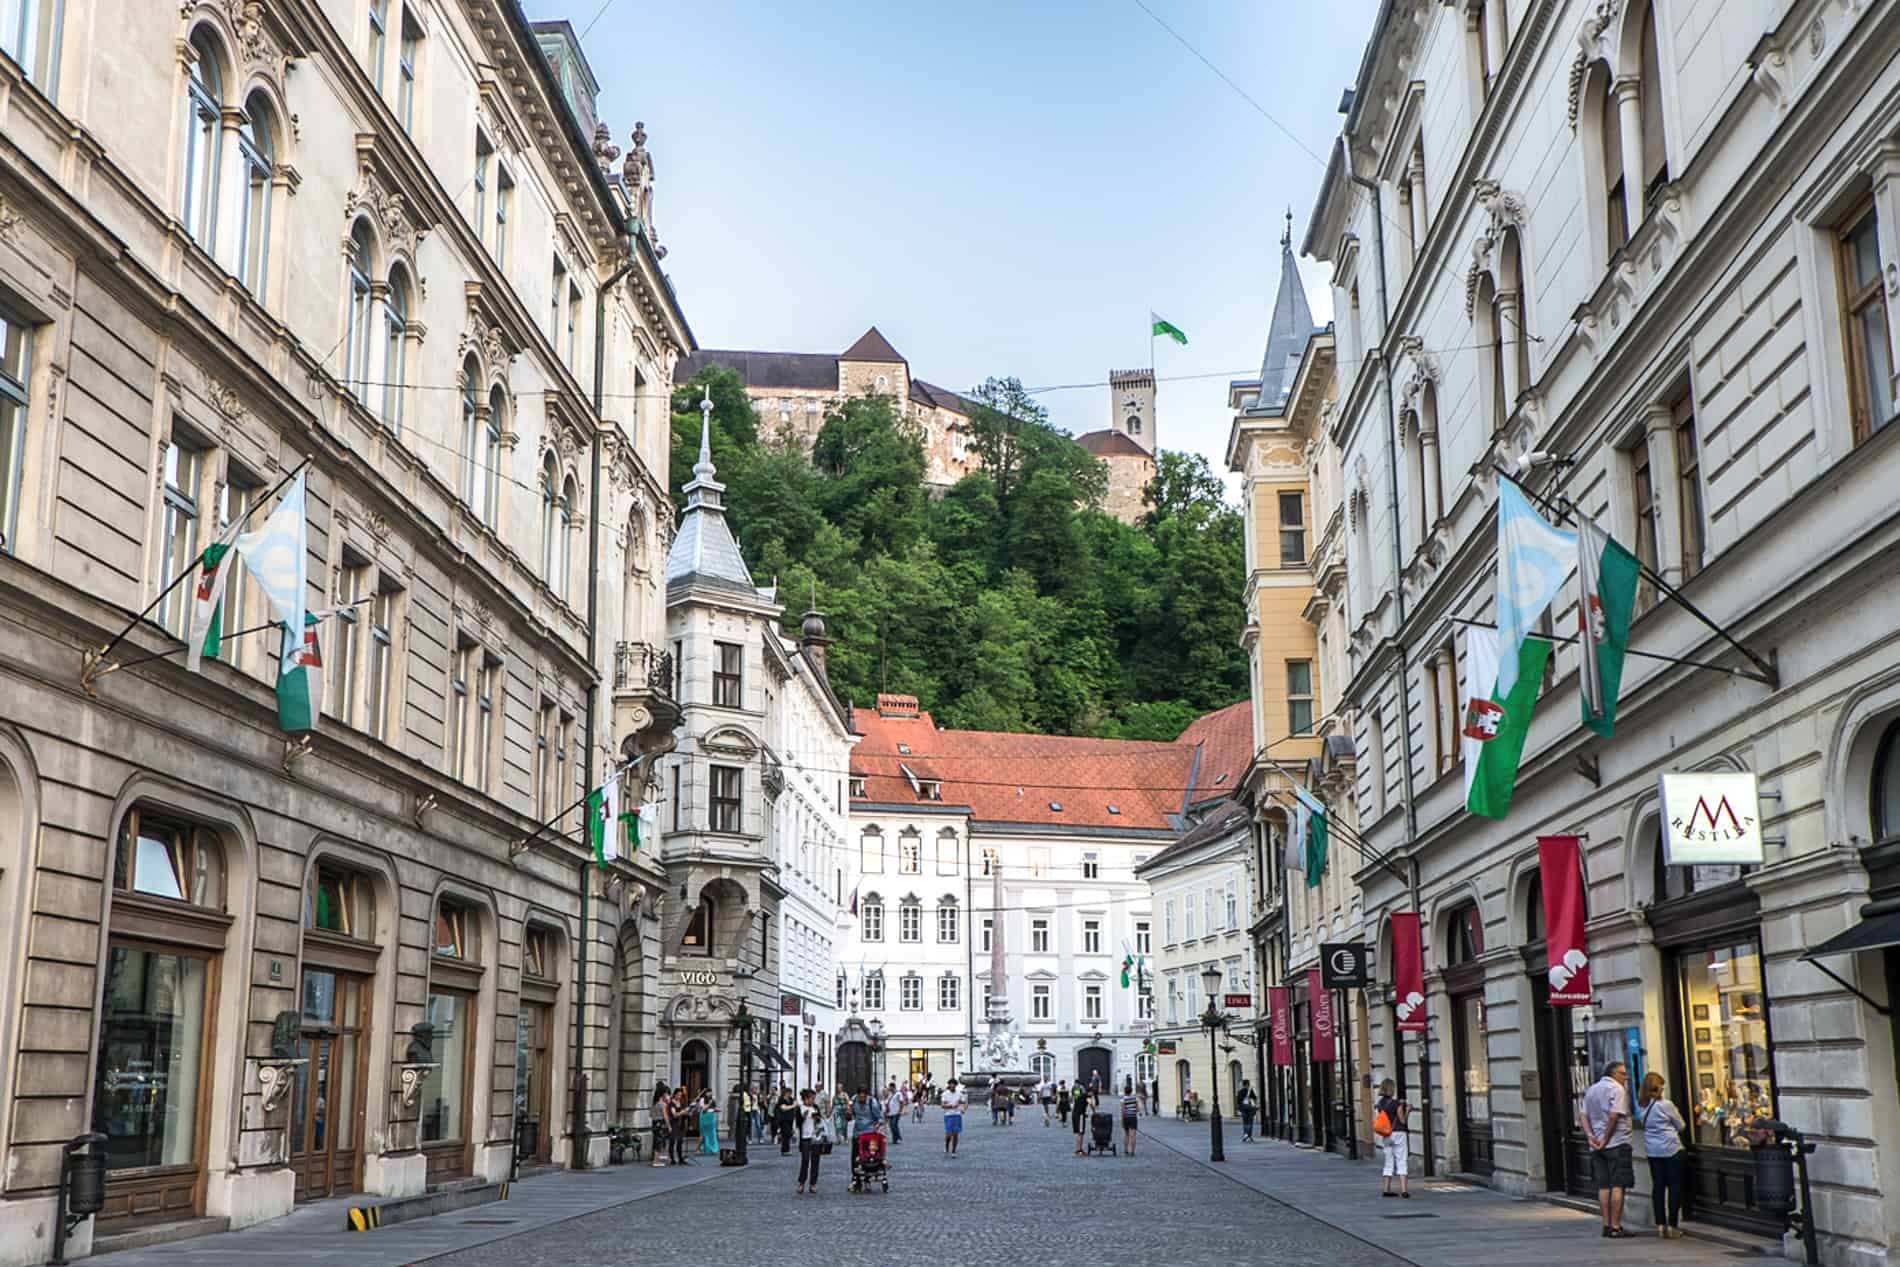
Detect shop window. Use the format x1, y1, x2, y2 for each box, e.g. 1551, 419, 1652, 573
93, 946, 210, 1172
1873, 720, 1900, 843
309, 863, 374, 938
114, 809, 225, 909
1673, 939, 1775, 1148
682, 894, 716, 955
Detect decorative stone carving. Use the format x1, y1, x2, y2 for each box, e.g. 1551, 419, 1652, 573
204, 369, 246, 428
0, 194, 19, 243
257, 1058, 304, 1114
344, 180, 422, 265
473, 599, 494, 630
1465, 180, 1528, 316
591, 122, 621, 172
396, 1063, 438, 1109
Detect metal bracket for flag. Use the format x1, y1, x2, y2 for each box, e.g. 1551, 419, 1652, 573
412, 793, 438, 828
1573, 753, 1601, 787
282, 735, 313, 773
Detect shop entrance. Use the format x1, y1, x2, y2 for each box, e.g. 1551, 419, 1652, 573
1530, 976, 1592, 1195
1450, 990, 1494, 1175
290, 969, 367, 1200
680, 1039, 711, 1098
514, 1001, 554, 1164
836, 1041, 871, 1094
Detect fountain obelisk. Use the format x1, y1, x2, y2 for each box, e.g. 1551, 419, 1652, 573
969, 854, 1029, 1091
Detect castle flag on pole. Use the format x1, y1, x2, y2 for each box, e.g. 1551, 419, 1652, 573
1150, 313, 1188, 346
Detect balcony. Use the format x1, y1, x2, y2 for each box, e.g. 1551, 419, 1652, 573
611, 641, 682, 767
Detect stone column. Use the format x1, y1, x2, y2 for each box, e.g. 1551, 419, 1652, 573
1642, 404, 1681, 585
1868, 141, 1900, 415
1614, 77, 1646, 232
216, 106, 247, 271
1495, 288, 1523, 420
1420, 427, 1443, 530
366, 280, 390, 417
1395, 182, 1415, 283
1408, 157, 1429, 250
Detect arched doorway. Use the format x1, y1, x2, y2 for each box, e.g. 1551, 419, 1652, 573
1030, 1051, 1055, 1083
1229, 1059, 1244, 1104
1076, 1045, 1111, 1094
680, 1039, 711, 1098
836, 1040, 872, 1094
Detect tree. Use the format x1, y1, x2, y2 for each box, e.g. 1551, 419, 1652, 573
1141, 450, 1231, 530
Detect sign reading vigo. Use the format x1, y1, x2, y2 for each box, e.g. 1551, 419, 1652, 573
676, 968, 720, 987
1658, 772, 1763, 866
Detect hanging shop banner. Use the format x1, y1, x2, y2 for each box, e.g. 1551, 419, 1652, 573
1536, 834, 1592, 1005
1268, 986, 1293, 1067
1658, 771, 1763, 865
1391, 911, 1426, 1033
1307, 969, 1337, 1062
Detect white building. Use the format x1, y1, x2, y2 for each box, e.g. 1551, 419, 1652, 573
835, 694, 1245, 1093
1303, 0, 1900, 1260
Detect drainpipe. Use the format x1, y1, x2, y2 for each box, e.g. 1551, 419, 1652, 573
572, 236, 639, 1169
1347, 169, 1432, 1177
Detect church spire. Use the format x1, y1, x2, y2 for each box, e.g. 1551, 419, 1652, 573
683, 387, 724, 511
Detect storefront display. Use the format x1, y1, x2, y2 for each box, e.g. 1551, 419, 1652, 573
1675, 941, 1774, 1150
420, 989, 473, 1181
93, 946, 209, 1173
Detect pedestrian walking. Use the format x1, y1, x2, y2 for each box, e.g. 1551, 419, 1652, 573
831, 1082, 850, 1142
1006, 1084, 1017, 1125
1039, 1078, 1054, 1126
1120, 1078, 1140, 1155
1148, 1075, 1159, 1117
849, 1087, 884, 1142
1374, 1079, 1410, 1198
752, 1085, 767, 1143
669, 1088, 691, 1165
1070, 1082, 1091, 1156
940, 1079, 966, 1156
1637, 1072, 1687, 1239
775, 1085, 797, 1155
1582, 1061, 1634, 1238
990, 1080, 1008, 1125
884, 1082, 904, 1143
1056, 1079, 1071, 1123
650, 1082, 671, 1168
1136, 1076, 1148, 1117
795, 1088, 827, 1195
912, 1079, 926, 1123
1237, 1080, 1257, 1141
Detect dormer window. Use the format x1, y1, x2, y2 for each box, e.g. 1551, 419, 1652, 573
896, 742, 911, 755
1049, 802, 1063, 812
850, 777, 867, 798
919, 780, 942, 801
1107, 804, 1122, 815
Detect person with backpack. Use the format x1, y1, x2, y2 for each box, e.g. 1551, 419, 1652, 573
1237, 1080, 1257, 1142
1374, 1078, 1411, 1198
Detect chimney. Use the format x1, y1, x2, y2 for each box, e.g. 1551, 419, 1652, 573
800, 605, 832, 680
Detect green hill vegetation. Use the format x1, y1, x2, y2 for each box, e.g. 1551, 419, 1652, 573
670, 367, 1249, 741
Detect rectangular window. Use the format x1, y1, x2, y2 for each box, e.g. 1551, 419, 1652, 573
157, 438, 204, 637
396, 10, 419, 131
1224, 882, 1237, 930
981, 848, 998, 876
862, 831, 884, 874
1082, 853, 1099, 880
366, 583, 398, 742
1031, 984, 1051, 1020
935, 834, 957, 874
938, 975, 959, 1011
567, 282, 583, 369
1083, 919, 1101, 954
1185, 897, 1198, 941
937, 905, 958, 943
1135, 920, 1151, 956
473, 132, 492, 234
899, 834, 921, 874
836, 975, 847, 1009
1279, 490, 1306, 564
1840, 205, 1896, 443
709, 764, 742, 833
862, 903, 883, 943
1138, 989, 1154, 1021
900, 976, 921, 1011
1030, 918, 1050, 954
980, 918, 992, 953
548, 256, 565, 348
332, 563, 365, 726
367, 0, 386, 90
214, 476, 259, 664
447, 641, 471, 779
0, 310, 29, 553
1630, 436, 1661, 613
898, 904, 920, 943
1164, 900, 1175, 944
492, 165, 514, 269
474, 659, 498, 793
670, 763, 680, 831
1166, 978, 1179, 1025
1084, 984, 1103, 1022
1673, 939, 1775, 1148
1028, 846, 1050, 878
1202, 890, 1214, 937
533, 702, 551, 817
863, 974, 883, 1010
713, 641, 742, 707
1673, 395, 1705, 580
1286, 659, 1314, 735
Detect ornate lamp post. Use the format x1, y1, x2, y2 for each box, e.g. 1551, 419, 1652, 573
1201, 963, 1228, 1163
869, 1019, 886, 1091
731, 999, 753, 1165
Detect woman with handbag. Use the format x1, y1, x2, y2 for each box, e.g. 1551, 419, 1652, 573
1374, 1079, 1411, 1198
795, 1088, 828, 1195
650, 1082, 671, 1168
1637, 1072, 1688, 1238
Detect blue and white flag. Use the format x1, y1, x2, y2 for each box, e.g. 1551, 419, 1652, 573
1495, 478, 1575, 695
235, 471, 307, 671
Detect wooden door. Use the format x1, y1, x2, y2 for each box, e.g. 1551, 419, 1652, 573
515, 1001, 552, 1163
291, 970, 366, 1199
1452, 992, 1495, 1175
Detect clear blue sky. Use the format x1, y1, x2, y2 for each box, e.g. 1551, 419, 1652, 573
529, 0, 1378, 490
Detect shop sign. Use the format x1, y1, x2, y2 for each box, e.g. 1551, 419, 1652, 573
676, 968, 721, 987
1156, 1039, 1177, 1055
1536, 834, 1591, 1005
1223, 993, 1252, 1009
780, 994, 803, 1016
1307, 969, 1336, 1062
1268, 986, 1293, 1066
1391, 912, 1426, 1033
1658, 772, 1763, 865
1320, 942, 1369, 989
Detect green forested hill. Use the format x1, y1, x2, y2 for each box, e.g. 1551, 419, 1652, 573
669, 367, 1248, 741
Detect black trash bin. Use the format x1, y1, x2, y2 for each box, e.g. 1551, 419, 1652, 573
1754, 1140, 1797, 1220
513, 1114, 540, 1176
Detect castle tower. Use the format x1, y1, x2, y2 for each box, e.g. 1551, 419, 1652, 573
1108, 368, 1157, 454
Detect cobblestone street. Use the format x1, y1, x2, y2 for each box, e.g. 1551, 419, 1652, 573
430, 1114, 1406, 1267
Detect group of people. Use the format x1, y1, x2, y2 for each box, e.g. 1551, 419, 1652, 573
646, 1083, 720, 1167
1579, 1060, 1690, 1240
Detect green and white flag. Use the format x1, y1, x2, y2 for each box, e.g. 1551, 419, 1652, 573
587, 768, 633, 867
274, 612, 324, 733
1576, 517, 1640, 738
1150, 312, 1188, 346
184, 511, 249, 673
236, 471, 308, 680
1462, 625, 1550, 820
1294, 785, 1329, 889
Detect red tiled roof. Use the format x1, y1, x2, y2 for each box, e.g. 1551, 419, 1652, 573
849, 706, 1198, 831
1177, 699, 1253, 796
1074, 429, 1152, 458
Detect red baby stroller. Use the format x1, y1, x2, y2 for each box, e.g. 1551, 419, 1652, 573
850, 1130, 889, 1194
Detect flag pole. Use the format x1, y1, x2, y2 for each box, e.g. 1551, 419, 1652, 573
509, 756, 635, 860
1445, 615, 1761, 680
100, 596, 373, 675
87, 456, 312, 678
1492, 469, 1776, 687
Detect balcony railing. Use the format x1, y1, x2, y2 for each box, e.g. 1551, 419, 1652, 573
613, 641, 674, 695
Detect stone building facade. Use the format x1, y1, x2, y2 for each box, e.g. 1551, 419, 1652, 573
0, 4, 686, 1263
1075, 368, 1159, 525
676, 328, 978, 491
1297, 0, 1900, 1261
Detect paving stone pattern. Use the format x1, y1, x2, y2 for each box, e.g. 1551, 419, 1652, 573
432, 1114, 1408, 1267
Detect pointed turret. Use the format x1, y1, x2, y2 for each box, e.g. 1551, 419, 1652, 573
665, 388, 761, 596
1250, 208, 1320, 415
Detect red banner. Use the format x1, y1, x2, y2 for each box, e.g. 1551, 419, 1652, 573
1307, 969, 1336, 1062
1537, 834, 1592, 1005
1268, 986, 1292, 1067
1391, 911, 1425, 1033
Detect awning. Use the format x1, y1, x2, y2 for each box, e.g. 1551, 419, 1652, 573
1803, 898, 1900, 959
748, 1037, 795, 1074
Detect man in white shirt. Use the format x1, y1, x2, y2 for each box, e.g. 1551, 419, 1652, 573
1580, 1061, 1633, 1238
940, 1079, 967, 1156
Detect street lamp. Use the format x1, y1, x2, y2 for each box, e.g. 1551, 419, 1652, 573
1201, 963, 1227, 1163
731, 1000, 753, 1165
869, 1019, 886, 1090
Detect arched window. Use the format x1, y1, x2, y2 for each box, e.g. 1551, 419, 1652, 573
681, 893, 715, 955
345, 224, 374, 403
383, 267, 410, 431
540, 453, 558, 581
1593, 63, 1628, 255
460, 357, 480, 504
1403, 408, 1427, 547
114, 806, 226, 909
1498, 230, 1531, 400
1475, 273, 1504, 433
237, 93, 275, 296
861, 825, 884, 874
1443, 901, 1483, 965
308, 861, 375, 938
483, 388, 505, 528
1875, 721, 1900, 843
182, 31, 223, 251
558, 475, 577, 601
862, 894, 884, 943
1635, 1, 1668, 203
